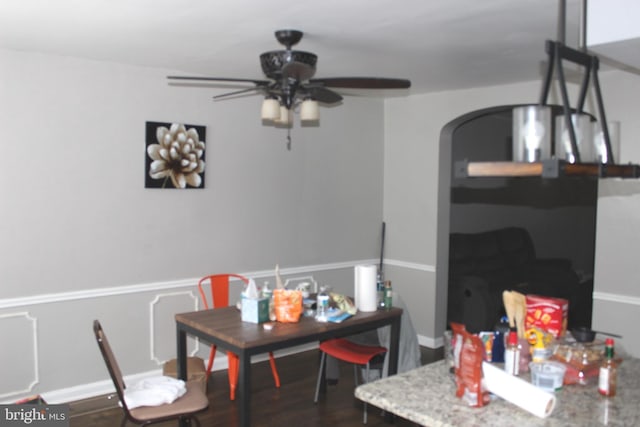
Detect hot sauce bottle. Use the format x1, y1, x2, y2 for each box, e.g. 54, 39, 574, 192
504, 330, 520, 376
598, 338, 617, 397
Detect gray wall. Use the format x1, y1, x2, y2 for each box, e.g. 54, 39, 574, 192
0, 48, 385, 402
0, 49, 385, 298
3, 46, 640, 404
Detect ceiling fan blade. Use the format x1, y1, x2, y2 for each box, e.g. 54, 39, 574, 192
213, 87, 263, 100
167, 76, 270, 86
305, 86, 343, 104
309, 77, 411, 89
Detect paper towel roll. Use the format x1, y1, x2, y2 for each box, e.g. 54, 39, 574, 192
354, 265, 378, 312
482, 362, 556, 418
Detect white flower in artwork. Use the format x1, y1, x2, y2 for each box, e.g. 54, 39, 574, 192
147, 123, 205, 188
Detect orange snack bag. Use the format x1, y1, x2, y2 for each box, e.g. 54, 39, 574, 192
451, 323, 490, 407
273, 289, 303, 323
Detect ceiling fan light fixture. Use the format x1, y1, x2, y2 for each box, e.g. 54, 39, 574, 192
300, 98, 319, 122
261, 97, 280, 120
274, 105, 292, 126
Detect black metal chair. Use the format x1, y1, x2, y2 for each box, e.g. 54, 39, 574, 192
93, 320, 209, 426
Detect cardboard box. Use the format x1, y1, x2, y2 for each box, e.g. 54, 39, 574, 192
163, 356, 207, 393
525, 294, 569, 338
241, 296, 270, 323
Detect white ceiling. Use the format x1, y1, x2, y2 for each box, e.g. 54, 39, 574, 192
0, 0, 583, 95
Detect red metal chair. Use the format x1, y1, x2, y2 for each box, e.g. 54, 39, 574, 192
314, 338, 387, 424
197, 274, 280, 400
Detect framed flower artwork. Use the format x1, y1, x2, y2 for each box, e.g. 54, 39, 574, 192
145, 121, 206, 189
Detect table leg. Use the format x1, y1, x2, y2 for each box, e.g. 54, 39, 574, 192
384, 315, 402, 423
387, 316, 401, 376
237, 351, 251, 427
176, 325, 188, 427
319, 350, 327, 395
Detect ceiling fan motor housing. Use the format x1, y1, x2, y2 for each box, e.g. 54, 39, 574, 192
259, 51, 317, 80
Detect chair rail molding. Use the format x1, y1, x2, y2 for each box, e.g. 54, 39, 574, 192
385, 259, 436, 272
593, 291, 640, 306
0, 259, 379, 310
0, 312, 39, 399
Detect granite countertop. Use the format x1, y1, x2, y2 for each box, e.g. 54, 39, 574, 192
355, 358, 640, 426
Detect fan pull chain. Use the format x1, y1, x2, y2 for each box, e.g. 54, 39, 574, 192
287, 128, 292, 150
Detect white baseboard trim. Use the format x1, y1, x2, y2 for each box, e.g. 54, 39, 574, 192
38, 342, 319, 405
418, 334, 440, 349
41, 369, 162, 405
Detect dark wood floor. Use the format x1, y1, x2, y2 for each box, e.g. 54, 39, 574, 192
70, 346, 443, 427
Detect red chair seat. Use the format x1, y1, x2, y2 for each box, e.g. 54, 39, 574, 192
319, 338, 387, 365
315, 338, 387, 424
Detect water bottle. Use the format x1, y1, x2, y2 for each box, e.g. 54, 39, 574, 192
262, 281, 276, 321
316, 286, 330, 322
262, 281, 272, 299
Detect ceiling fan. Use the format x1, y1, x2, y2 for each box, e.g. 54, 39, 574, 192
167, 29, 411, 126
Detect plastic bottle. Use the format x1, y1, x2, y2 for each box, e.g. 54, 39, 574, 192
529, 329, 548, 363
316, 286, 330, 322
598, 338, 617, 397
383, 280, 393, 310
490, 331, 503, 363
518, 337, 531, 373
504, 330, 520, 376
376, 273, 385, 308
262, 281, 276, 322
491, 319, 509, 363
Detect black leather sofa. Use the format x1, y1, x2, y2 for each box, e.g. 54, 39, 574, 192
447, 227, 592, 333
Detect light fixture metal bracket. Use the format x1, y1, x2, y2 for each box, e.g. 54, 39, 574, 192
538, 40, 614, 164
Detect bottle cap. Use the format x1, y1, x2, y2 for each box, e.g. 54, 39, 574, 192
605, 338, 614, 346
508, 330, 518, 346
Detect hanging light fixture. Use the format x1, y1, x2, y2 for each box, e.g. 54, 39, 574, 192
273, 104, 292, 126
261, 95, 317, 126
300, 98, 320, 122
261, 97, 280, 120
456, 0, 640, 179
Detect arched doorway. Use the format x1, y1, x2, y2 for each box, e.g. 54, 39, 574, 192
435, 105, 596, 334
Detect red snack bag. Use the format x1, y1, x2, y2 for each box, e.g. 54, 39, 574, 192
450, 323, 490, 407
525, 294, 568, 338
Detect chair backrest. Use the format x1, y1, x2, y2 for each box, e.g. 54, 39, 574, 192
93, 320, 131, 414
197, 274, 249, 309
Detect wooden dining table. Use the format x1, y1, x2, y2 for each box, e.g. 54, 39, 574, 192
175, 305, 403, 427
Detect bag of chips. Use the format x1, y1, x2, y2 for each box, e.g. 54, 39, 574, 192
273, 289, 303, 323
451, 322, 490, 407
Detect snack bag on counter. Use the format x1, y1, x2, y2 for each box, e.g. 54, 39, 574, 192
273, 289, 303, 323
451, 323, 490, 407
525, 294, 568, 338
